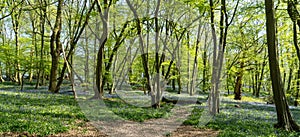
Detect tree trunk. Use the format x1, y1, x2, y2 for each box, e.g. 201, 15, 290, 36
287, 0, 300, 109
286, 67, 293, 92
93, 0, 110, 99
11, 8, 21, 84
295, 67, 300, 106
265, 0, 300, 131
49, 0, 63, 93
190, 23, 202, 96
151, 0, 162, 108
203, 39, 208, 93
84, 29, 90, 84
209, 0, 238, 115
187, 32, 191, 95
208, 0, 221, 115
234, 61, 244, 100
177, 73, 181, 94
256, 57, 266, 97
252, 70, 256, 96
0, 62, 4, 82
172, 70, 176, 91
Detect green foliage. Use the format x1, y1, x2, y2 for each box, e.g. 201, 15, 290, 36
183, 107, 204, 125
179, 0, 208, 13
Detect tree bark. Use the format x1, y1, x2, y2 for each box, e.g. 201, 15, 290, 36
209, 0, 238, 115
84, 27, 90, 85
92, 0, 110, 99
49, 0, 63, 93
265, 0, 300, 131
295, 67, 300, 106
203, 32, 208, 93
0, 62, 4, 82
234, 61, 244, 100
190, 23, 203, 96
287, 0, 300, 107
208, 0, 219, 115
10, 1, 22, 84
35, 1, 46, 89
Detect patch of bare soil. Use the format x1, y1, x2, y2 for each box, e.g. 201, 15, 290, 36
169, 126, 219, 137
51, 121, 219, 137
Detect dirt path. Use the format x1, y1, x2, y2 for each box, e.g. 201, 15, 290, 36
50, 121, 219, 137
51, 107, 219, 137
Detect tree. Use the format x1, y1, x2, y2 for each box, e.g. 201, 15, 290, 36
265, 0, 300, 131
8, 0, 24, 84
35, 0, 47, 88
208, 0, 239, 115
49, 0, 63, 93
93, 0, 113, 99
287, 0, 300, 106
55, 0, 96, 95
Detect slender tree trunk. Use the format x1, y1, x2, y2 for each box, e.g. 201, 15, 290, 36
203, 39, 208, 93
187, 32, 191, 95
177, 70, 181, 94
152, 0, 162, 108
177, 34, 182, 95
208, 0, 220, 115
0, 20, 4, 82
295, 67, 300, 106
252, 70, 257, 96
172, 70, 176, 91
256, 56, 266, 97
36, 0, 47, 88
0, 62, 4, 82
84, 29, 90, 84
190, 23, 202, 96
286, 67, 293, 92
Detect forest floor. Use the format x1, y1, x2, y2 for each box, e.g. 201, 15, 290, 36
1, 83, 300, 137
48, 121, 219, 137
1, 121, 219, 137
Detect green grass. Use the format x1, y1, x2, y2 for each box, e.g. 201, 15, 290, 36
105, 98, 174, 121
0, 88, 86, 136
183, 97, 300, 137
77, 97, 174, 122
